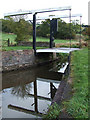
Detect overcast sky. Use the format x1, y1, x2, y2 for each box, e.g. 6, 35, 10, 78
0, 0, 89, 24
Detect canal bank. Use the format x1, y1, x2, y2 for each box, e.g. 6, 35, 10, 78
62, 48, 88, 119
44, 48, 88, 119
43, 53, 72, 119
2, 49, 58, 72
2, 48, 87, 119
2, 51, 69, 119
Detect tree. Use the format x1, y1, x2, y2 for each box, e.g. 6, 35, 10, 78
82, 27, 90, 40
36, 19, 76, 39
88, 28, 90, 37
82, 27, 90, 36
12, 18, 32, 42
54, 19, 75, 39
2, 19, 13, 33
72, 20, 81, 34
37, 19, 50, 38
2, 15, 33, 43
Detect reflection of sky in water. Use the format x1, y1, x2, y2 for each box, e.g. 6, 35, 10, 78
37, 80, 50, 98
2, 88, 36, 118
2, 79, 59, 118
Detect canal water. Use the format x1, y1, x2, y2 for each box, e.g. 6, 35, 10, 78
2, 54, 69, 119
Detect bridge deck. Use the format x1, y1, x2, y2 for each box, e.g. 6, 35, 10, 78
36, 47, 80, 53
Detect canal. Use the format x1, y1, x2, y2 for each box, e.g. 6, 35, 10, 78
2, 53, 69, 119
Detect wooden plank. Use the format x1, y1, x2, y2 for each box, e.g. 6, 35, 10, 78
36, 48, 80, 53
36, 48, 70, 53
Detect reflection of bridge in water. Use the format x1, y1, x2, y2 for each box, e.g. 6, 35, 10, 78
2, 61, 65, 117
8, 78, 59, 117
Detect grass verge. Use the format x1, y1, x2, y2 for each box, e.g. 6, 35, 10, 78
2, 46, 32, 51
2, 46, 48, 51
43, 103, 61, 120
63, 48, 88, 118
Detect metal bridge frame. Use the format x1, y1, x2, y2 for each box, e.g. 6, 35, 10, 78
31, 7, 72, 54
4, 6, 72, 53
4, 7, 82, 53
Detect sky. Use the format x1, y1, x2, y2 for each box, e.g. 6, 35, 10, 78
0, 0, 89, 24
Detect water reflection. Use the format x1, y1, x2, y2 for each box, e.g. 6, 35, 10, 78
2, 59, 68, 118
11, 83, 32, 98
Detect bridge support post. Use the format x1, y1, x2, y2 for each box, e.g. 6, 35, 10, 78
79, 16, 82, 48
50, 19, 58, 48
33, 13, 36, 54
50, 20, 53, 48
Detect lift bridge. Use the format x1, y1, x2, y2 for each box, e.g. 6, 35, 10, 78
4, 7, 82, 117
4, 6, 82, 54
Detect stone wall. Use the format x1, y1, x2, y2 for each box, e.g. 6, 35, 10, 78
2, 50, 54, 72
17, 41, 55, 47
2, 50, 35, 71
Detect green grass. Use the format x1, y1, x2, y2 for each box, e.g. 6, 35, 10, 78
2, 46, 48, 51
30, 37, 50, 42
55, 39, 76, 44
2, 46, 32, 51
64, 48, 88, 118
2, 32, 76, 44
30, 36, 76, 44
2, 32, 79, 51
43, 103, 61, 120
2, 32, 17, 43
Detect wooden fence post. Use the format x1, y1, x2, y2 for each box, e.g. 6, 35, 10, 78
8, 38, 10, 46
